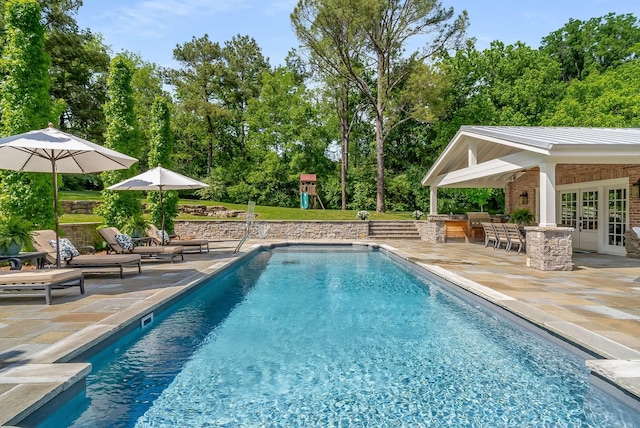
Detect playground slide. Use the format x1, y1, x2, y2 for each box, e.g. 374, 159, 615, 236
300, 191, 309, 209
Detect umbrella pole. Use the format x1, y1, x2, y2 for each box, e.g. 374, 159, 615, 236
51, 160, 61, 268
159, 187, 165, 245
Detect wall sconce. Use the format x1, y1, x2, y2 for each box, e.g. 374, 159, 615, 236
519, 191, 528, 205
632, 180, 640, 198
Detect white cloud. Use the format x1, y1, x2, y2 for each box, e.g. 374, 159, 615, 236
103, 0, 252, 38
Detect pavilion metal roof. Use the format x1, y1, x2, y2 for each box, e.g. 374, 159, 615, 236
421, 126, 640, 188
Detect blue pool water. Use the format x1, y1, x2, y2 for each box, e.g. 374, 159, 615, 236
38, 247, 640, 427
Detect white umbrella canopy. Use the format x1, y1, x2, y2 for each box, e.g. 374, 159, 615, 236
0, 124, 138, 267
107, 166, 208, 238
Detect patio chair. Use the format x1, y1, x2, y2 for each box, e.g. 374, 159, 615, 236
494, 223, 509, 250
481, 222, 499, 249
146, 224, 209, 253
99, 227, 184, 263
32, 230, 142, 279
0, 268, 84, 305
504, 223, 526, 254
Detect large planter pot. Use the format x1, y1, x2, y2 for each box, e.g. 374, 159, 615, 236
0, 240, 23, 256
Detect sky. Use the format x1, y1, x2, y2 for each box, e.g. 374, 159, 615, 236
76, 0, 640, 69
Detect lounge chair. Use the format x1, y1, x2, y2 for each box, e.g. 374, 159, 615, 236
146, 224, 209, 253
481, 222, 498, 249
32, 230, 142, 279
0, 268, 84, 305
99, 227, 184, 263
504, 223, 526, 254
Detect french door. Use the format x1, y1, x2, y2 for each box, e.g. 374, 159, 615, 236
559, 184, 628, 254
560, 189, 598, 251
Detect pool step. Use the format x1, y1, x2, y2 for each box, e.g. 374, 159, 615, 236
368, 221, 421, 240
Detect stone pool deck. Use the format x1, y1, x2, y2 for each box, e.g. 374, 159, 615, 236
1, 239, 640, 424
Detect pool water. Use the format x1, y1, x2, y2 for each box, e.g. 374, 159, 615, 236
38, 248, 640, 427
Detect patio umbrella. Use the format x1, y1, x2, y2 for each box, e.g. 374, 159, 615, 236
107, 165, 208, 242
0, 124, 138, 268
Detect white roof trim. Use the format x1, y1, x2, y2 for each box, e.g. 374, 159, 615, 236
422, 126, 640, 187
435, 152, 545, 187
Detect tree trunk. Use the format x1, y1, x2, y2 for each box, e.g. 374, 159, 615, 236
340, 84, 349, 210
375, 55, 385, 213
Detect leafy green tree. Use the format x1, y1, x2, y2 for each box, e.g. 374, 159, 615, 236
292, 0, 468, 212
243, 68, 332, 207
0, 0, 54, 228
42, 1, 111, 142
544, 60, 640, 127
168, 35, 231, 174
121, 52, 164, 171
541, 13, 640, 82
95, 56, 142, 229
147, 97, 178, 233
218, 35, 270, 161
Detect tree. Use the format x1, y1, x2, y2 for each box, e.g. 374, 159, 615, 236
95, 56, 141, 229
544, 60, 640, 127
147, 97, 179, 233
121, 52, 165, 170
242, 68, 332, 207
218, 35, 270, 161
0, 0, 54, 228
168, 35, 231, 174
541, 13, 640, 82
292, 0, 468, 212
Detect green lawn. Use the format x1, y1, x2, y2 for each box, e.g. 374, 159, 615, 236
59, 191, 415, 223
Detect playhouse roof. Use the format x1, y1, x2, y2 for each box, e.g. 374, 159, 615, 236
300, 174, 317, 182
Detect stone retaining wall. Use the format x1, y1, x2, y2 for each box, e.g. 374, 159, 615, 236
62, 201, 99, 215
61, 201, 246, 218
174, 220, 370, 240
59, 222, 102, 247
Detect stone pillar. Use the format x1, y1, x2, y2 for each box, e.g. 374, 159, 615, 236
421, 215, 447, 243
624, 230, 640, 258
524, 226, 574, 271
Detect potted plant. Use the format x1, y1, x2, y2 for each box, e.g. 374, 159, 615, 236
121, 214, 150, 238
356, 210, 370, 220
0, 215, 35, 255
509, 208, 535, 227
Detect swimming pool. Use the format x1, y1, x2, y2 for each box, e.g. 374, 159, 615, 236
35, 246, 640, 427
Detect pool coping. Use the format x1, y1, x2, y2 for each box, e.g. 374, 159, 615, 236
2, 240, 640, 425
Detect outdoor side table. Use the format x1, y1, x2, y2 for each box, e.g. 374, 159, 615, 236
131, 237, 153, 247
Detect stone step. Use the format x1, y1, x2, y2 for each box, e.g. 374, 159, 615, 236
368, 221, 421, 240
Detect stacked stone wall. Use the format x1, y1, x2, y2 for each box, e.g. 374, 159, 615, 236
525, 226, 573, 271
59, 222, 102, 247
174, 220, 370, 240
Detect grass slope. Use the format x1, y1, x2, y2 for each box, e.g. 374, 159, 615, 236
59, 191, 415, 223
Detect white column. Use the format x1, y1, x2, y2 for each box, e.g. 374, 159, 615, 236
538, 161, 557, 227
468, 141, 477, 167
430, 186, 438, 215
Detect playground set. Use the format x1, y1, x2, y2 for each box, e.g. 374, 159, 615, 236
300, 174, 324, 209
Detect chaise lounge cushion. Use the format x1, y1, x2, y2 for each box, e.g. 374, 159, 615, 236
32, 230, 142, 278
99, 227, 184, 262
146, 224, 210, 253
0, 269, 84, 305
